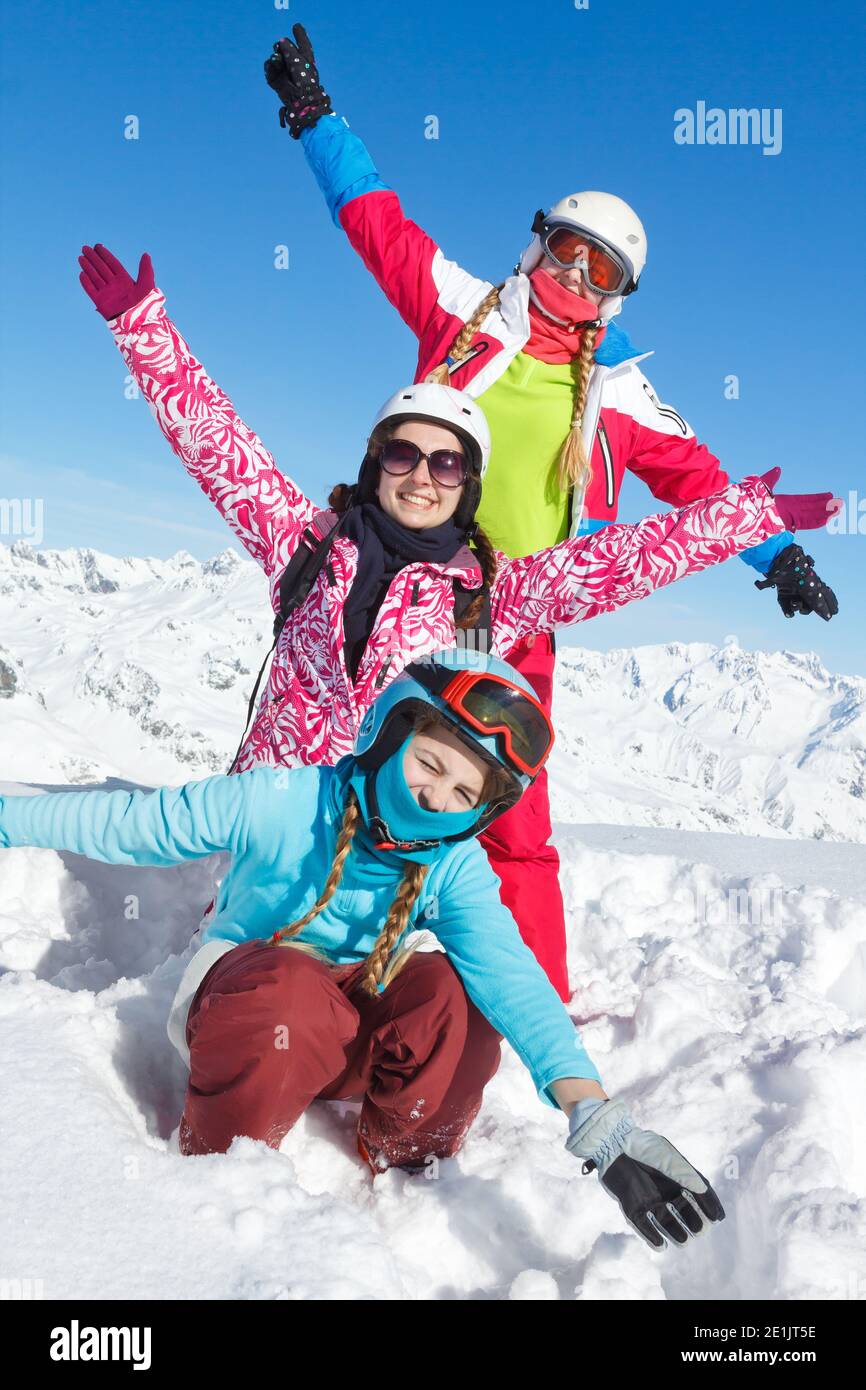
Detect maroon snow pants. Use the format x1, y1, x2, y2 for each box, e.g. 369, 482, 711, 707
480, 631, 570, 1002
178, 939, 503, 1168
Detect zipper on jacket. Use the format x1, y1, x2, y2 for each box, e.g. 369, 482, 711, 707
375, 656, 393, 690
641, 381, 688, 436
373, 567, 438, 692
570, 363, 607, 533
447, 342, 490, 379
597, 419, 616, 509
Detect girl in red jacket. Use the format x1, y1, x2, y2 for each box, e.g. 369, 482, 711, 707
262, 24, 841, 997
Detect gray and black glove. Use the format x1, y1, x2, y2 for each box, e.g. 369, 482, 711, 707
264, 24, 333, 137
566, 1099, 726, 1250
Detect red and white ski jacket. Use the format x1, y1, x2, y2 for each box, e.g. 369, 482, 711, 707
108, 289, 787, 772
299, 115, 792, 570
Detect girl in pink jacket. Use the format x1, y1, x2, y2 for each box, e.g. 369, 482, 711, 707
79, 243, 838, 996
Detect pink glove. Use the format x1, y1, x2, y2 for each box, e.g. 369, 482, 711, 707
758, 467, 842, 531
79, 244, 154, 321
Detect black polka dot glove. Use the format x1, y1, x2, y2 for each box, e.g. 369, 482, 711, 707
264, 24, 333, 137
754, 543, 839, 621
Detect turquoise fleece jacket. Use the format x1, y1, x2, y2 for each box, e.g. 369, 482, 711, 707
0, 760, 601, 1104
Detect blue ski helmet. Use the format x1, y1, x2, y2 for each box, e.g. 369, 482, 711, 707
353, 646, 555, 842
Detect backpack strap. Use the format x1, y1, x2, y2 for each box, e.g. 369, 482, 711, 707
274, 509, 340, 638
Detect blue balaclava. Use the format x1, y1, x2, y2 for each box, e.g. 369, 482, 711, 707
349, 734, 488, 864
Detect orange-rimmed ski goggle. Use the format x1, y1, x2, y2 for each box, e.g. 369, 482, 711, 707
533, 213, 636, 296
436, 669, 555, 778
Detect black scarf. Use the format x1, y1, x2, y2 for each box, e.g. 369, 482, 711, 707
340, 503, 466, 681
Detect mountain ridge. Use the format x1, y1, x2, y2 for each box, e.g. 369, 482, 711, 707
2, 541, 864, 841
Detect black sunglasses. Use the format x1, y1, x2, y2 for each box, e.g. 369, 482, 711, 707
379, 438, 468, 490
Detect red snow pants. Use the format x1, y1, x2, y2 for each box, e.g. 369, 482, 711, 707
479, 631, 570, 1001
178, 940, 503, 1167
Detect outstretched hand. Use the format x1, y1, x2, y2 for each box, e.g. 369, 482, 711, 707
758, 466, 843, 533
566, 1099, 725, 1251
264, 24, 332, 137
755, 544, 839, 621
755, 468, 841, 620
79, 244, 154, 321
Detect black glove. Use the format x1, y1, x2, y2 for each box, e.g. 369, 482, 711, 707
264, 24, 332, 137
754, 543, 839, 621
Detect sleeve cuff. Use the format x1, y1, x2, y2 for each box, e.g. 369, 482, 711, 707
739, 529, 795, 573
300, 115, 389, 225
108, 286, 166, 334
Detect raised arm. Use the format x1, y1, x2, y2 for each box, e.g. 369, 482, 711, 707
79, 244, 316, 577
265, 29, 491, 349
0, 770, 264, 867
427, 841, 602, 1107
491, 472, 838, 646
303, 118, 490, 346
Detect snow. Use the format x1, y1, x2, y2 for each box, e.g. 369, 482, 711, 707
1, 541, 865, 1300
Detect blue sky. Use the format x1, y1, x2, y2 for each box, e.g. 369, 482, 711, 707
1, 0, 864, 670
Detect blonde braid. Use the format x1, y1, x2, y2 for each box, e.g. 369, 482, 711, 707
557, 325, 599, 493
271, 792, 361, 945
425, 284, 505, 385
360, 861, 430, 997
456, 524, 499, 631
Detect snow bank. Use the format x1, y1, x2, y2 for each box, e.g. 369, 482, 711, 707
1, 797, 863, 1300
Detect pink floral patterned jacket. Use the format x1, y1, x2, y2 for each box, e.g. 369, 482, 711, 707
109, 289, 787, 771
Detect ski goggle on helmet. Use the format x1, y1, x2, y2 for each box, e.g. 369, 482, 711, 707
353, 647, 555, 844
531, 191, 647, 297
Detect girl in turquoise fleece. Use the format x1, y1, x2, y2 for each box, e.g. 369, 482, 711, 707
0, 651, 724, 1250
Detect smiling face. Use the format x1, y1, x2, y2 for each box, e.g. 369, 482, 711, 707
375, 419, 467, 530
403, 723, 490, 814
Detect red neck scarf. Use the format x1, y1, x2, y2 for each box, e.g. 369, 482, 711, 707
525, 268, 608, 364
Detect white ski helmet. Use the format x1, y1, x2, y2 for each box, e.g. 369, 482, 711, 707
367, 382, 491, 480
518, 191, 648, 295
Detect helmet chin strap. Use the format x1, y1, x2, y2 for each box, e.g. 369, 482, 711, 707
527, 281, 604, 333
367, 818, 442, 855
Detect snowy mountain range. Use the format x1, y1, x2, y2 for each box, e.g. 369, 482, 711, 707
2, 539, 865, 842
